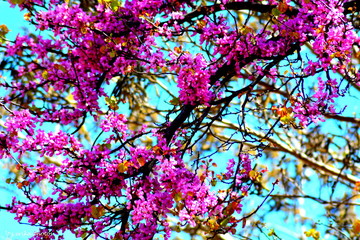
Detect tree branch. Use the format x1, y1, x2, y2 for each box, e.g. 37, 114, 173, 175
213, 120, 360, 185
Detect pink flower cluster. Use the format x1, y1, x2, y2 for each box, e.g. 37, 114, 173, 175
100, 112, 128, 136
292, 78, 339, 126
2, 0, 360, 238
4, 110, 38, 135
172, 53, 214, 105
3, 109, 249, 238
303, 0, 359, 70
4, 3, 166, 120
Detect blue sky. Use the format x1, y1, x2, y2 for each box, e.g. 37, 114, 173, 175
0, 2, 33, 40
0, 2, 55, 239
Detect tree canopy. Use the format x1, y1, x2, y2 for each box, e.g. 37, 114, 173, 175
1, 0, 360, 239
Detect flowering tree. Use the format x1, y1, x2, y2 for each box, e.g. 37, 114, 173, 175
1, 0, 360, 239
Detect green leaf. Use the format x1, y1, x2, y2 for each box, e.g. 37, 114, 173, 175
0, 25, 9, 44
272, 8, 282, 16
220, 217, 230, 227
211, 179, 217, 186
169, 97, 180, 105
9, 0, 26, 5
174, 192, 182, 202
105, 96, 119, 110
110, 0, 121, 11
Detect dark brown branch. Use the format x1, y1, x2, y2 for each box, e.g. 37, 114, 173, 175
271, 194, 360, 206
0, 206, 11, 210
324, 113, 360, 125
175, 3, 277, 25
164, 105, 196, 144
174, 0, 355, 27
239, 180, 278, 221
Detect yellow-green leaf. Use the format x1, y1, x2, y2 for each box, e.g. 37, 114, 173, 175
220, 217, 230, 227
268, 229, 275, 236
173, 192, 182, 202
42, 70, 49, 80
272, 8, 282, 16
170, 97, 180, 105
91, 205, 105, 219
